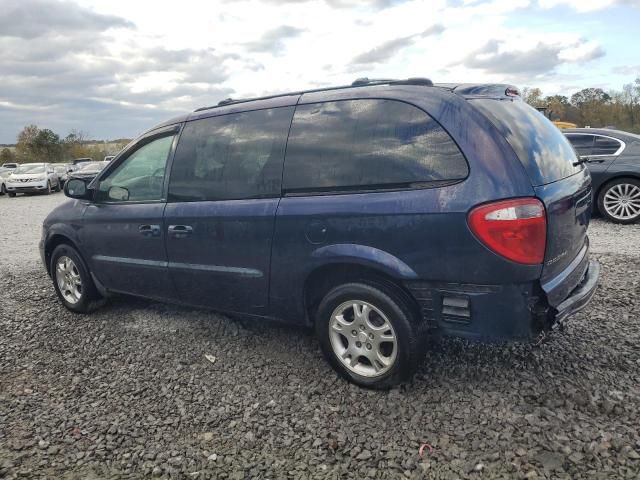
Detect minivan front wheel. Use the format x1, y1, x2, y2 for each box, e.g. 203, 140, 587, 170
51, 244, 103, 313
598, 178, 640, 224
315, 282, 420, 389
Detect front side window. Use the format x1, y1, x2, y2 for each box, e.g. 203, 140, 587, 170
592, 136, 622, 156
565, 134, 595, 157
283, 99, 468, 193
97, 134, 174, 202
168, 107, 294, 202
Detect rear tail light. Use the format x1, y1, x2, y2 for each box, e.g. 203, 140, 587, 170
468, 198, 546, 265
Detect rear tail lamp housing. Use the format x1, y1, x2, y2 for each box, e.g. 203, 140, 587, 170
468, 198, 546, 265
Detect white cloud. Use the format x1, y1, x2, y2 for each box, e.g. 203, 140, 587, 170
0, 0, 628, 142
538, 0, 637, 11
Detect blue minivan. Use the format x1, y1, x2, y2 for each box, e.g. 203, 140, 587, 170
41, 78, 599, 388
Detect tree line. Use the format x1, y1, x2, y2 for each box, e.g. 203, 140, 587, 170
0, 125, 130, 165
522, 77, 640, 133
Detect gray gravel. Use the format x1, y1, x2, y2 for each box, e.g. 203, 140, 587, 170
1, 193, 639, 479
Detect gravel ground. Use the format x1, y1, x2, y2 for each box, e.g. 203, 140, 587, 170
1, 193, 639, 479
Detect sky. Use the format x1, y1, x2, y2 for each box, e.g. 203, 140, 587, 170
0, 0, 639, 143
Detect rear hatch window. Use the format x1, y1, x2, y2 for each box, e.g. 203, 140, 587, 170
471, 98, 581, 186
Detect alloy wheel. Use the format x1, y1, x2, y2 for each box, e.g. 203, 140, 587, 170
603, 183, 640, 221
328, 300, 397, 377
56, 256, 83, 304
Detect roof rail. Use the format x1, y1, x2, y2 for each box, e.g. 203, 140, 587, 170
398, 77, 433, 86
193, 76, 435, 113
351, 77, 398, 86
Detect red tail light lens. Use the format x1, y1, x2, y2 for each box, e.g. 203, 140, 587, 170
468, 198, 546, 265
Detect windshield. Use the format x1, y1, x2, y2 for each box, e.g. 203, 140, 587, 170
14, 165, 45, 174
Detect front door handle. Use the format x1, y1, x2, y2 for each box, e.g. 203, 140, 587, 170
168, 225, 193, 238
139, 224, 161, 237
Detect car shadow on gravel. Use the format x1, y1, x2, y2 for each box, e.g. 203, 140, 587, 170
71, 282, 597, 394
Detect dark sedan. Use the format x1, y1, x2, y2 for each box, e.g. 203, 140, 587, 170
564, 128, 640, 223
68, 161, 110, 182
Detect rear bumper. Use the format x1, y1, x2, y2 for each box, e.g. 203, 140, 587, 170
553, 259, 599, 325
405, 259, 599, 342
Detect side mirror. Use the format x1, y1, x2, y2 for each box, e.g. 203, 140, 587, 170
108, 186, 129, 201
64, 178, 91, 200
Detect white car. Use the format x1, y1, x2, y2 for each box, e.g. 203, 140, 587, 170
0, 169, 11, 195
6, 163, 61, 197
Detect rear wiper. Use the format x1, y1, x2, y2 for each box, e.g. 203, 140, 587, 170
572, 157, 589, 167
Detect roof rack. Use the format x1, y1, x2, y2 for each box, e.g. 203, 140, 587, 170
193, 76, 434, 113
351, 77, 398, 86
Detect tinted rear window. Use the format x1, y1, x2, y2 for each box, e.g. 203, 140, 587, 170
565, 134, 594, 156
169, 107, 294, 201
592, 136, 622, 155
472, 99, 580, 186
283, 99, 468, 193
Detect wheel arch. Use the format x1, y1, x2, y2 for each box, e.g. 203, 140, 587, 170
44, 233, 82, 275
303, 262, 422, 327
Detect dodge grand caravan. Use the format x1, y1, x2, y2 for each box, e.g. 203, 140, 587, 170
41, 78, 600, 388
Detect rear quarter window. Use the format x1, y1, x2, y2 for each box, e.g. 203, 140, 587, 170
592, 136, 623, 155
283, 99, 468, 193
472, 99, 581, 186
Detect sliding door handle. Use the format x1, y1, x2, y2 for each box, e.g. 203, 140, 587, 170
168, 225, 193, 238
139, 224, 161, 237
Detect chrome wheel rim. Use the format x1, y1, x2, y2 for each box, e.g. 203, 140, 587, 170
328, 300, 397, 378
55, 256, 83, 304
603, 183, 640, 221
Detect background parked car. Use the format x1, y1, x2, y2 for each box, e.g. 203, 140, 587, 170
53, 164, 72, 187
67, 161, 110, 182
5, 163, 61, 197
0, 169, 11, 195
564, 128, 640, 223
71, 158, 93, 168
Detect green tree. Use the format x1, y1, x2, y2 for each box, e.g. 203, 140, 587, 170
15, 124, 40, 162
522, 87, 545, 107
0, 148, 14, 164
34, 128, 63, 162
15, 125, 64, 162
621, 78, 640, 128
570, 88, 612, 127
570, 88, 611, 107
545, 95, 569, 121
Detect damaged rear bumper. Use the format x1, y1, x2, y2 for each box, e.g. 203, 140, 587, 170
552, 259, 600, 326
404, 258, 600, 342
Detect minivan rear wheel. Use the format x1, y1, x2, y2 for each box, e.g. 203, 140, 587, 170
598, 178, 640, 224
51, 244, 104, 313
315, 282, 421, 389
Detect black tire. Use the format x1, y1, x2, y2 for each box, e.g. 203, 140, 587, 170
0, 184, 5, 195
315, 282, 421, 389
8, 192, 16, 197
50, 244, 104, 313
55, 180, 61, 192
597, 177, 640, 224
